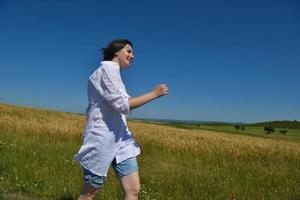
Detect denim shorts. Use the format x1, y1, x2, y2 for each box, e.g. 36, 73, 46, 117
83, 157, 138, 189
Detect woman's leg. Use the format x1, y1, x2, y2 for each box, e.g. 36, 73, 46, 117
119, 171, 141, 200
77, 183, 100, 200
77, 167, 105, 200
112, 157, 140, 200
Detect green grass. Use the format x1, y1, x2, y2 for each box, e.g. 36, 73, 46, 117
145, 121, 300, 141
1, 103, 300, 199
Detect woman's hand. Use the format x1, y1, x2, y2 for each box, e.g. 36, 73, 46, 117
153, 84, 169, 98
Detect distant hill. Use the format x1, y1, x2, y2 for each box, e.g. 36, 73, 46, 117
249, 120, 300, 129
129, 117, 243, 126
132, 118, 300, 129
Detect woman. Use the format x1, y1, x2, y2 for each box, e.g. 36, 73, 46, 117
75, 39, 168, 200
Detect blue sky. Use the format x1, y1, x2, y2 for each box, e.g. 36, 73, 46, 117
0, 0, 299, 123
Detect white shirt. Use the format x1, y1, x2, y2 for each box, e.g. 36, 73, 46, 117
74, 61, 140, 176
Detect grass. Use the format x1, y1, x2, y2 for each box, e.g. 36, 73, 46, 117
143, 121, 300, 141
0, 103, 300, 199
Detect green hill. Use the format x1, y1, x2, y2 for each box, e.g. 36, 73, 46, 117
250, 120, 300, 129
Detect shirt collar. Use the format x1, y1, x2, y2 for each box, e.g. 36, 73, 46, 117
101, 61, 120, 70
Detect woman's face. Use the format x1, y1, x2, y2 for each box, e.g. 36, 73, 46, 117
113, 44, 134, 69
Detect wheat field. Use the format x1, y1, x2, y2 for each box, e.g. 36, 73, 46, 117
0, 103, 300, 200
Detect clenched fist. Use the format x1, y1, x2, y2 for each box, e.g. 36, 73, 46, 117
129, 83, 168, 110
153, 84, 169, 98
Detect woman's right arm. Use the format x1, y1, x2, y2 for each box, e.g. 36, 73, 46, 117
128, 84, 168, 110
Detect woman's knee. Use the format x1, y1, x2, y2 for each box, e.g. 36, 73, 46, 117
133, 182, 141, 194
77, 183, 100, 200
77, 193, 96, 200
124, 183, 141, 196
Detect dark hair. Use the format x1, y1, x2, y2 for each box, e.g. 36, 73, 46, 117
101, 39, 133, 61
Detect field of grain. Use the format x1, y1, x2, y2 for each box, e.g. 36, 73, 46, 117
0, 103, 300, 200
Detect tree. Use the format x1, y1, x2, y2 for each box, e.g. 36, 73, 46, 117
234, 125, 240, 130
279, 130, 288, 135
264, 126, 275, 134
241, 126, 245, 131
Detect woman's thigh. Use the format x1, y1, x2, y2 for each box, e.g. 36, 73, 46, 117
112, 157, 140, 192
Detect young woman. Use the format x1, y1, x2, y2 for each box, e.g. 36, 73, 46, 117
75, 39, 168, 200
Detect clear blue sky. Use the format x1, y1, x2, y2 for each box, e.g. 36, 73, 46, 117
1, 0, 299, 123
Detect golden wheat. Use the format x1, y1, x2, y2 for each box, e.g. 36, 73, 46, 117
1, 103, 299, 157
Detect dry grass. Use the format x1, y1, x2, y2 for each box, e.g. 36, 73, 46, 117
1, 103, 299, 154
0, 103, 85, 137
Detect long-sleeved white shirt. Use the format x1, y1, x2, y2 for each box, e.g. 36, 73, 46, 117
74, 61, 140, 176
